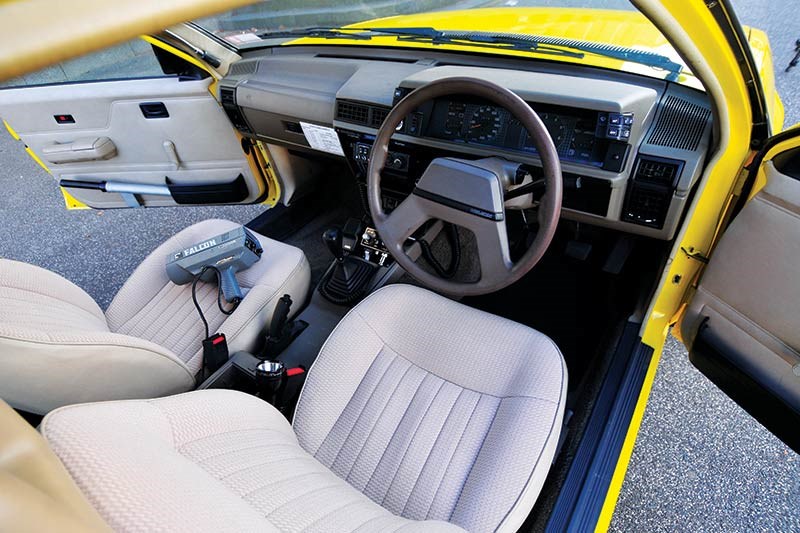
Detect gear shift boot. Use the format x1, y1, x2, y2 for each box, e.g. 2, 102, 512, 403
318, 226, 376, 305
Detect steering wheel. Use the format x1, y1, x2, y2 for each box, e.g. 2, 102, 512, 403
367, 77, 563, 296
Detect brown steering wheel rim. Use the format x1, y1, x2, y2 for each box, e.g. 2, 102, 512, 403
367, 76, 562, 296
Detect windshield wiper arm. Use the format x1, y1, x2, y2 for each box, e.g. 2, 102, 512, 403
258, 27, 372, 40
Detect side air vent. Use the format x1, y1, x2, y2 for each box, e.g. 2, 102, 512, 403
219, 86, 252, 134
647, 96, 711, 151
336, 100, 392, 128
228, 60, 258, 77
220, 86, 236, 107
623, 156, 684, 229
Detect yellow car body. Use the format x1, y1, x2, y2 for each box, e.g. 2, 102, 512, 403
0, 1, 795, 531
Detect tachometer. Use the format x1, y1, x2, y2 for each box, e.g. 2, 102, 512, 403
467, 105, 503, 143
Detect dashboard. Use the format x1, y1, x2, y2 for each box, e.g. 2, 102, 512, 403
218, 46, 713, 240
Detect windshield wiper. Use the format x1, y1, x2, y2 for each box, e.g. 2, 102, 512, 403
258, 27, 371, 40
366, 28, 683, 81
259, 26, 683, 81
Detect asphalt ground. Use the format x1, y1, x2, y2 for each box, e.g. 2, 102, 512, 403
608, 1, 800, 531
0, 1, 798, 530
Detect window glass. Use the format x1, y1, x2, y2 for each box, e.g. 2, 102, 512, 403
1, 38, 165, 88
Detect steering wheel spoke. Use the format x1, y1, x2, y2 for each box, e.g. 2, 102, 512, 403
474, 219, 514, 279
380, 194, 430, 257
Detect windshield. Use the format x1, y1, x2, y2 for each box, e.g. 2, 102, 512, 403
196, 1, 695, 86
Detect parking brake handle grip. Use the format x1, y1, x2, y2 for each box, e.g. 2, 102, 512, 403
270, 295, 293, 339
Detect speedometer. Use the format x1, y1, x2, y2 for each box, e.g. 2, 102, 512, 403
467, 105, 503, 143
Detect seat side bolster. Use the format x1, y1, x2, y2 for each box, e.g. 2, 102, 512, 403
0, 332, 194, 415
0, 258, 105, 322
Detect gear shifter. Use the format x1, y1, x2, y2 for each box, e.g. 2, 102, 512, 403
318, 225, 376, 305
322, 228, 345, 262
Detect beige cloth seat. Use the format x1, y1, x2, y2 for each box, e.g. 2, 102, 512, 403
41, 285, 567, 532
0, 219, 310, 414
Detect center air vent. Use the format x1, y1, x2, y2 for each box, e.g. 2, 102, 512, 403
336, 100, 392, 128
647, 95, 711, 151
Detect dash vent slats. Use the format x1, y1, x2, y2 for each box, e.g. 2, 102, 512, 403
647, 96, 711, 151
336, 100, 392, 128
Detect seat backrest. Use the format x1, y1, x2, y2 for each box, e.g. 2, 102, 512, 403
293, 284, 567, 533
0, 259, 194, 414
0, 258, 108, 335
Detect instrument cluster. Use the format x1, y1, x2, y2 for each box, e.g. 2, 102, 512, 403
407, 96, 632, 171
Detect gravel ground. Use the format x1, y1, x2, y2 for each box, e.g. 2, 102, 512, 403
0, 1, 798, 530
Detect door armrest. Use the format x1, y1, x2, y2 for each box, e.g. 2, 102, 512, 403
42, 137, 116, 164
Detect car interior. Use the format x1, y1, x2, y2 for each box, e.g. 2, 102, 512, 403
0, 22, 737, 533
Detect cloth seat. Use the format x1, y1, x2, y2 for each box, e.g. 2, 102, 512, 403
0, 219, 310, 414
41, 285, 567, 532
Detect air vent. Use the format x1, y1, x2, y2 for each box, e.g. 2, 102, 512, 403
623, 156, 683, 229
634, 157, 682, 187
228, 60, 258, 77
623, 183, 671, 229
647, 96, 711, 151
220, 86, 236, 106
337, 101, 370, 125
219, 86, 251, 134
336, 100, 392, 128
370, 107, 390, 128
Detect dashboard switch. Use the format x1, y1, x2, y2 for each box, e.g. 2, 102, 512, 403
603, 143, 630, 172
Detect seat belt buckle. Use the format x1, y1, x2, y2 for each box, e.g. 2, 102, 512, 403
202, 333, 229, 374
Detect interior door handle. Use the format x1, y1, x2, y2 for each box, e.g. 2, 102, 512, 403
139, 102, 169, 119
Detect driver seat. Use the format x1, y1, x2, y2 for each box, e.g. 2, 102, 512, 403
41, 285, 567, 532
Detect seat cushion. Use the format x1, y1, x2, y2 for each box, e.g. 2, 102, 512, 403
294, 284, 567, 533
41, 390, 464, 533
106, 219, 311, 375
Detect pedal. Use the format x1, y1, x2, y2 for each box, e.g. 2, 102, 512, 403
564, 240, 592, 262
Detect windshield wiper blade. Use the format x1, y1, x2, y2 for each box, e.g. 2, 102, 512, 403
258, 27, 372, 40
363, 27, 584, 59
498, 33, 684, 81
365, 28, 683, 81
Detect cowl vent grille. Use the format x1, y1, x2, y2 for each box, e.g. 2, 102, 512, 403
336, 100, 392, 128
647, 96, 710, 151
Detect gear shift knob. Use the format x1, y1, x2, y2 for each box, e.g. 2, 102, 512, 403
322, 227, 344, 262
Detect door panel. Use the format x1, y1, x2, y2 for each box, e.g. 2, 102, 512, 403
680, 156, 800, 451
0, 77, 265, 208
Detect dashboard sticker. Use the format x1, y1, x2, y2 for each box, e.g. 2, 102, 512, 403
300, 122, 344, 156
